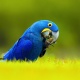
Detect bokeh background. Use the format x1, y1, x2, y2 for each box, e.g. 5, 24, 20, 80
0, 0, 80, 59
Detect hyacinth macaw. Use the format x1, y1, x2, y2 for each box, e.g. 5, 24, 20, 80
3, 20, 59, 61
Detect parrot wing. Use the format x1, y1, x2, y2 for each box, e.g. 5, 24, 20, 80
16, 38, 33, 53
3, 38, 33, 60
14, 38, 33, 59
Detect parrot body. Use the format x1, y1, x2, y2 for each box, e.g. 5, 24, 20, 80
3, 20, 59, 61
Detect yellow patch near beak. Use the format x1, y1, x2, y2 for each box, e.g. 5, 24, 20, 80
41, 28, 51, 33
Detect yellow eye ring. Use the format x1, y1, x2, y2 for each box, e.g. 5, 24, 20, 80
48, 23, 52, 27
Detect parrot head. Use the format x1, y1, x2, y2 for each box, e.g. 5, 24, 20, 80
23, 20, 59, 47
30, 20, 59, 47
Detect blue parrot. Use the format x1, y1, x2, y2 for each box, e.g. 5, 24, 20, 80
3, 20, 59, 61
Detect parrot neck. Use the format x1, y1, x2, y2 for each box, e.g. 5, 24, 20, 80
22, 21, 48, 39
30, 27, 46, 37
21, 26, 44, 40
30, 22, 47, 35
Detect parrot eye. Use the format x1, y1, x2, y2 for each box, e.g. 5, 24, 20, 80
48, 23, 52, 27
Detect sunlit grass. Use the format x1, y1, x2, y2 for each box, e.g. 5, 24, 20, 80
0, 57, 80, 80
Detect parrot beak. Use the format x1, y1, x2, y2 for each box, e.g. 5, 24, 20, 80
51, 31, 59, 43
41, 28, 59, 46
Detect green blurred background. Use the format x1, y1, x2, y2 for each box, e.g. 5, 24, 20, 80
0, 0, 80, 58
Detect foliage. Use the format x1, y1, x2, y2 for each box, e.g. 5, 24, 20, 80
0, 0, 80, 56
0, 58, 80, 80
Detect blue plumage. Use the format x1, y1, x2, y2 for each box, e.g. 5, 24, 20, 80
3, 20, 59, 61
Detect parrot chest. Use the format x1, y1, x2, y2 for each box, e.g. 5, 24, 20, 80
26, 33, 43, 60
